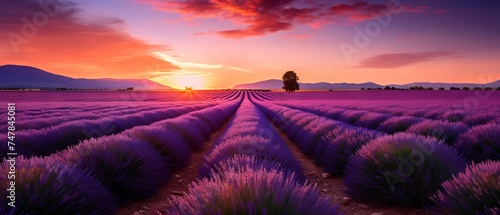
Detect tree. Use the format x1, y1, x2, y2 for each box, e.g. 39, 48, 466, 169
438, 87, 445, 90
282, 71, 300, 93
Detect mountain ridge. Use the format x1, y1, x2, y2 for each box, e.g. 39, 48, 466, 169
0, 65, 172, 90
233, 79, 500, 90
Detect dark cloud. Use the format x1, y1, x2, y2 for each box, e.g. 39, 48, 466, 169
328, 2, 389, 22
141, 0, 429, 38
357, 51, 464, 68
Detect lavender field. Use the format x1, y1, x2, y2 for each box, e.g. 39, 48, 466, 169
1, 90, 499, 215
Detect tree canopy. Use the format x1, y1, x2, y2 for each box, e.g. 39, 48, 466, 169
282, 71, 299, 93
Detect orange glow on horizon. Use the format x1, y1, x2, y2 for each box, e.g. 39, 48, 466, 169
169, 75, 207, 90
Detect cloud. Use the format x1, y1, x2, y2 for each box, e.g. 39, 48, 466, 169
154, 52, 222, 69
170, 71, 211, 77
229, 67, 253, 73
0, 0, 179, 78
140, 0, 429, 38
357, 51, 464, 68
327, 2, 390, 23
154, 52, 253, 75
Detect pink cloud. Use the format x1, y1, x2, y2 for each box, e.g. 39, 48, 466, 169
357, 51, 465, 69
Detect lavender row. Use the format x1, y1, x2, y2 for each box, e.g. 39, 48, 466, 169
254, 101, 475, 208
276, 100, 499, 126
15, 104, 158, 120
202, 91, 241, 100
57, 100, 240, 202
0, 100, 241, 214
0, 103, 213, 160
199, 99, 305, 181
200, 90, 242, 101
253, 100, 384, 175
266, 92, 499, 115
0, 102, 163, 130
275, 103, 473, 145
2, 101, 214, 131
275, 103, 500, 161
217, 90, 244, 100
249, 91, 284, 101
1, 105, 167, 131
167, 98, 341, 214
11, 102, 147, 115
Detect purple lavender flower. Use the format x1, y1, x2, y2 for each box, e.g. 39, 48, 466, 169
58, 134, 170, 203
0, 156, 118, 214
354, 112, 391, 129
123, 125, 192, 170
344, 133, 467, 207
431, 160, 500, 214
167, 168, 342, 215
455, 123, 500, 162
377, 116, 424, 134
407, 120, 469, 145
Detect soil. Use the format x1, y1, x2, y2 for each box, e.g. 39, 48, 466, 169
117, 118, 432, 215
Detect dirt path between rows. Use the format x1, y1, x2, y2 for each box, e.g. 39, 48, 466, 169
116, 119, 232, 215
272, 124, 431, 215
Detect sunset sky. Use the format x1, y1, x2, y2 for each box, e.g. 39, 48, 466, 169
1, 0, 500, 89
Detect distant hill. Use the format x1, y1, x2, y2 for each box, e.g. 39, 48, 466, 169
0, 65, 172, 90
233, 79, 382, 90
389, 81, 500, 89
233, 79, 500, 90
232, 79, 284, 89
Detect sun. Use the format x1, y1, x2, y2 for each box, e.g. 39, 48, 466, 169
173, 76, 206, 90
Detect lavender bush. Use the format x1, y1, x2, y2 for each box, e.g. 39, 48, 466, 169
454, 123, 500, 162
407, 120, 469, 145
431, 160, 500, 214
337, 110, 368, 125
319, 128, 384, 175
377, 116, 424, 134
58, 135, 170, 202
354, 112, 391, 129
0, 156, 118, 214
291, 118, 341, 154
154, 117, 211, 151
344, 133, 467, 207
167, 169, 341, 215
440, 110, 467, 122
463, 112, 498, 126
205, 154, 303, 182
123, 126, 192, 170
199, 135, 303, 180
